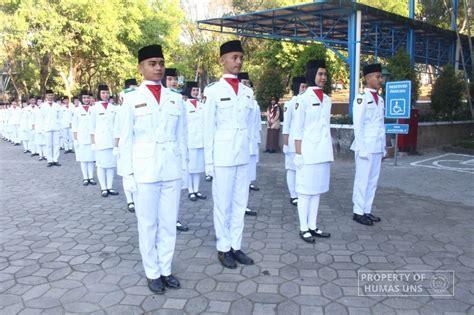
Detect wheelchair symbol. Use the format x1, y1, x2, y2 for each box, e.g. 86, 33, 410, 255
390, 99, 405, 116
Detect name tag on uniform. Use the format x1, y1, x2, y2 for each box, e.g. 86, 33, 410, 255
220, 98, 231, 101
312, 103, 320, 106
368, 101, 373, 104
99, 113, 105, 115
170, 101, 175, 104
246, 95, 251, 99
135, 103, 147, 108
81, 114, 86, 116
189, 110, 195, 113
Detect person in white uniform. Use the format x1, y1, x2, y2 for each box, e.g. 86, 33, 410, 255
162, 68, 190, 232
203, 40, 255, 269
90, 84, 119, 197
32, 99, 47, 161
8, 100, 21, 145
183, 81, 207, 202
294, 59, 333, 243
41, 90, 62, 167
120, 44, 187, 294
26, 96, 38, 157
72, 91, 97, 186
351, 63, 386, 226
19, 100, 32, 153
60, 96, 74, 154
282, 77, 307, 207
115, 78, 138, 213
237, 73, 258, 217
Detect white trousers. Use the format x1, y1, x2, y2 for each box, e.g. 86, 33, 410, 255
213, 164, 249, 252
352, 152, 383, 215
124, 189, 135, 204
80, 162, 95, 180
29, 131, 36, 153
188, 173, 201, 193
97, 167, 115, 190
62, 128, 73, 151
22, 140, 29, 151
136, 180, 180, 279
44, 130, 60, 163
10, 125, 19, 143
36, 144, 46, 158
286, 169, 297, 199
297, 194, 321, 231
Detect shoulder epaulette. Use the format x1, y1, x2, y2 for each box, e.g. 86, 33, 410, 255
169, 88, 181, 94
124, 87, 135, 94
206, 82, 216, 89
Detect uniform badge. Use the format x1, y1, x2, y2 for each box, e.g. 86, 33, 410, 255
135, 103, 147, 108
98, 113, 105, 115
220, 97, 231, 101
295, 103, 299, 110
357, 98, 362, 104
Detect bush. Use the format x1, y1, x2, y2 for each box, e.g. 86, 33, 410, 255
430, 65, 465, 119
387, 49, 420, 106
255, 67, 285, 111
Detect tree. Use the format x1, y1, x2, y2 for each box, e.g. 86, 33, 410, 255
430, 65, 465, 119
255, 67, 285, 111
387, 49, 420, 106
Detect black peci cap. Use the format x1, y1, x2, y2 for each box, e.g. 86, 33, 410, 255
138, 44, 164, 63
363, 63, 382, 76
220, 40, 244, 56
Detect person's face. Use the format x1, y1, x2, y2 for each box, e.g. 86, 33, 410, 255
62, 99, 69, 105
37, 100, 43, 106
166, 76, 178, 89
315, 68, 327, 88
81, 95, 90, 105
139, 57, 165, 81
191, 87, 199, 98
299, 83, 307, 94
366, 72, 383, 90
241, 79, 251, 87
45, 93, 54, 101
73, 99, 80, 106
99, 90, 109, 101
29, 98, 36, 105
220, 52, 243, 75
271, 98, 276, 105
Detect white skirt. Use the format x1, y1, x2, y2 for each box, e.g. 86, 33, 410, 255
95, 148, 116, 168
285, 152, 296, 171
296, 162, 331, 195
249, 155, 257, 182
75, 143, 95, 162
188, 148, 204, 173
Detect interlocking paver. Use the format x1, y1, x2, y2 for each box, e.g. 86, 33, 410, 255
0, 142, 472, 313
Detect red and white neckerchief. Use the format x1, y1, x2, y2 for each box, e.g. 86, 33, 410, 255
223, 74, 239, 95
312, 87, 324, 103
146, 84, 162, 105
190, 99, 197, 108
102, 102, 108, 110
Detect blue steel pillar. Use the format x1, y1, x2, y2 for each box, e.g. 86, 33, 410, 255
407, 0, 415, 64
348, 2, 360, 115
451, 0, 459, 66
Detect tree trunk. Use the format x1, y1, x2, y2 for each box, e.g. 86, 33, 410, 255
39, 53, 51, 97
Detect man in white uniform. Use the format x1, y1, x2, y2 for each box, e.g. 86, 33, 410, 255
61, 96, 74, 154
351, 63, 386, 226
120, 44, 187, 294
282, 77, 307, 207
91, 84, 119, 197
19, 100, 32, 153
41, 89, 62, 167
32, 99, 47, 161
26, 96, 38, 157
203, 40, 255, 269
8, 100, 21, 145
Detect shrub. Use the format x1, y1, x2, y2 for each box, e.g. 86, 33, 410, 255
430, 64, 465, 119
255, 67, 285, 111
387, 49, 420, 106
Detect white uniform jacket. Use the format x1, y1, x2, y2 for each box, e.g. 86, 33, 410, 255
41, 102, 62, 132
90, 102, 117, 150
293, 87, 334, 164
185, 99, 204, 149
120, 83, 187, 183
282, 95, 298, 153
350, 88, 386, 155
19, 106, 32, 132
32, 106, 44, 132
60, 106, 73, 129
203, 77, 254, 168
72, 105, 93, 145
249, 101, 261, 156
8, 106, 21, 126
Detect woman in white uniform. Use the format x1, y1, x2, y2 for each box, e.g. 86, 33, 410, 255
91, 84, 118, 197
72, 91, 97, 186
293, 59, 333, 243
184, 81, 207, 202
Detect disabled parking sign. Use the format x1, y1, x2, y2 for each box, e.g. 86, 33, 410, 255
385, 81, 411, 119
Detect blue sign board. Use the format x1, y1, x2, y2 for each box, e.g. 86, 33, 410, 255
385, 81, 411, 119
385, 123, 409, 134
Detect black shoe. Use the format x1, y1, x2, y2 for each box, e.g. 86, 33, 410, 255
108, 189, 119, 196
365, 213, 381, 222
147, 277, 165, 294
101, 190, 109, 197
205, 175, 213, 182
161, 275, 181, 289
218, 251, 237, 269
31, 153, 38, 157
64, 150, 70, 154
245, 208, 257, 216
232, 249, 254, 265
88, 179, 97, 185
309, 228, 331, 238
176, 221, 189, 232
46, 162, 53, 167
82, 179, 89, 186
24, 150, 28, 153
127, 203, 135, 213
290, 198, 298, 206
188, 193, 197, 201
299, 231, 315, 243
195, 192, 207, 200
249, 184, 260, 191
53, 162, 61, 166
353, 213, 374, 226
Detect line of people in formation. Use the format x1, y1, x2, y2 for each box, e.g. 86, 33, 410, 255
0, 40, 386, 295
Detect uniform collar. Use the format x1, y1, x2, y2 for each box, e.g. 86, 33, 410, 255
142, 80, 161, 86
222, 73, 238, 79
364, 87, 378, 93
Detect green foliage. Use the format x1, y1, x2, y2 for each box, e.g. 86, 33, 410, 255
255, 67, 285, 111
430, 64, 465, 119
386, 49, 420, 106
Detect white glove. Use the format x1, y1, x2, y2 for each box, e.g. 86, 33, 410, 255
358, 150, 369, 159
205, 164, 214, 178
283, 145, 289, 154
294, 154, 304, 168
112, 147, 119, 156
123, 175, 137, 193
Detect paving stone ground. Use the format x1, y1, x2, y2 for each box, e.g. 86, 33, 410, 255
0, 140, 473, 314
